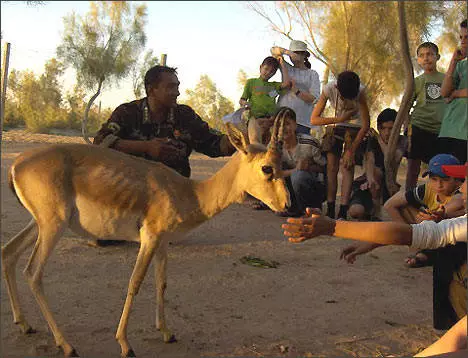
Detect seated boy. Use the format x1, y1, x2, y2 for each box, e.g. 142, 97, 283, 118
311, 71, 370, 220
278, 107, 326, 216
240, 56, 291, 145
348, 108, 406, 221
383, 153, 464, 266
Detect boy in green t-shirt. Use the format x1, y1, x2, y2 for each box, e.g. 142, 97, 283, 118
406, 42, 446, 190
240, 56, 291, 144
439, 18, 468, 164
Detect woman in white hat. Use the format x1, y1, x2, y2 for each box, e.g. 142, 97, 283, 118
271, 40, 321, 136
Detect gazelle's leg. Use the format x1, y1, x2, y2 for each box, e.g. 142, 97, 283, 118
116, 231, 159, 358
2, 219, 38, 334
24, 222, 78, 357
155, 239, 175, 342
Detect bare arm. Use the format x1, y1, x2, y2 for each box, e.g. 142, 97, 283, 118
310, 94, 353, 125
349, 91, 370, 153
415, 316, 467, 357
383, 191, 412, 223
282, 210, 413, 246
278, 56, 291, 89
444, 194, 466, 219
441, 49, 464, 97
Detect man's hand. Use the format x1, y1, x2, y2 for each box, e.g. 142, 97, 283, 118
340, 242, 382, 264
451, 48, 466, 63
282, 208, 336, 243
145, 137, 186, 163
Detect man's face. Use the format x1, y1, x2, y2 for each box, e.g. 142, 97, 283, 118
149, 72, 180, 108
416, 47, 438, 72
378, 121, 394, 144
460, 26, 468, 56
259, 64, 277, 81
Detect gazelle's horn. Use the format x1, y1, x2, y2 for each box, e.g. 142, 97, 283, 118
268, 107, 288, 152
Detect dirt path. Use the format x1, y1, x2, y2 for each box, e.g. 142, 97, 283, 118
1, 130, 439, 357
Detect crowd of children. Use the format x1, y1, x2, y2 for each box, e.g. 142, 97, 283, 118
237, 18, 467, 355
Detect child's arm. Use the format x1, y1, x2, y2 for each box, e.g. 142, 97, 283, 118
415, 316, 467, 357
293, 70, 320, 104
282, 209, 413, 246
310, 93, 354, 125
239, 80, 251, 108
278, 56, 291, 89
444, 194, 466, 219
383, 191, 413, 223
343, 91, 370, 168
441, 49, 465, 97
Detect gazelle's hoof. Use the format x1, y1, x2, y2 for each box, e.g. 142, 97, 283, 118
62, 346, 79, 357
163, 332, 177, 343
121, 348, 136, 358
16, 321, 36, 335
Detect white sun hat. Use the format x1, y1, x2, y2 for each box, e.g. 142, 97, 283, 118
289, 40, 308, 52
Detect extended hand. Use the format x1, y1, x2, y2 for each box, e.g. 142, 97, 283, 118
145, 137, 186, 163
340, 242, 381, 264
282, 208, 336, 243
342, 150, 355, 169
338, 109, 358, 123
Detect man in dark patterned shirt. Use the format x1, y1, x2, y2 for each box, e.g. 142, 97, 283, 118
94, 65, 236, 178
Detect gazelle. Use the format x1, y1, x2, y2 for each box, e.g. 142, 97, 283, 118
2, 112, 291, 358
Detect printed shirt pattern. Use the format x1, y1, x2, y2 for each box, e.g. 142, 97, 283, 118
94, 98, 229, 177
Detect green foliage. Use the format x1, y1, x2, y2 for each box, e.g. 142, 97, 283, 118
181, 74, 235, 132
4, 61, 111, 133
57, 1, 147, 92
131, 49, 159, 98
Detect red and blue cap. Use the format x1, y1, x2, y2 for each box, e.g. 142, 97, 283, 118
442, 162, 468, 179
422, 154, 461, 178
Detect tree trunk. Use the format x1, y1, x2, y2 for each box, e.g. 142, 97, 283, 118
384, 1, 414, 196
82, 78, 104, 144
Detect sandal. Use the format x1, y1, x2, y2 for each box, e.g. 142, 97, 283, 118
405, 252, 432, 268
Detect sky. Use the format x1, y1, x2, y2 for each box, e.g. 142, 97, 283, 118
0, 1, 327, 109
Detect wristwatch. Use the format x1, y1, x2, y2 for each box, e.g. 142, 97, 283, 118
295, 89, 301, 96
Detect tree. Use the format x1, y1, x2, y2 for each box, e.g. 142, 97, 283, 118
39, 58, 64, 107
57, 1, 147, 143
237, 69, 248, 92
182, 75, 234, 132
384, 1, 414, 197
248, 1, 448, 113
131, 49, 159, 99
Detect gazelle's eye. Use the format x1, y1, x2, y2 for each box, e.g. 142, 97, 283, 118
262, 165, 273, 175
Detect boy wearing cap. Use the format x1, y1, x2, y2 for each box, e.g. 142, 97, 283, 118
282, 162, 467, 334
240, 56, 292, 145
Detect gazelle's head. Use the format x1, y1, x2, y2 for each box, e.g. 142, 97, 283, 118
226, 108, 292, 212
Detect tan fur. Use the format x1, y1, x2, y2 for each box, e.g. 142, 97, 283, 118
2, 123, 290, 358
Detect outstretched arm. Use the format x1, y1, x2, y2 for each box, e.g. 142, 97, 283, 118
282, 209, 412, 245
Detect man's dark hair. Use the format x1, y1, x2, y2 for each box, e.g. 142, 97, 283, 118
337, 71, 360, 99
261, 56, 280, 71
377, 108, 397, 128
461, 19, 467, 28
144, 65, 178, 95
416, 42, 439, 56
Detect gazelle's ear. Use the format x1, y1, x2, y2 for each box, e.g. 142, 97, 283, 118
226, 123, 249, 155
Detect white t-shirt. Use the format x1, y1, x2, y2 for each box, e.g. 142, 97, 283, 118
323, 81, 365, 128
278, 63, 320, 130
411, 215, 467, 249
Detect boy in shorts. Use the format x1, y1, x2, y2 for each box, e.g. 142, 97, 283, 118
240, 56, 291, 145
348, 108, 406, 220
406, 42, 446, 189
311, 71, 370, 219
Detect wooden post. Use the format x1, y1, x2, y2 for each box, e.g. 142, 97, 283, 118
1, 42, 11, 142
161, 54, 167, 66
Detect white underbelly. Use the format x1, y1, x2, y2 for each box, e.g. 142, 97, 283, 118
69, 196, 141, 241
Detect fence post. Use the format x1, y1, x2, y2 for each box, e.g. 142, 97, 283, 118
161, 54, 167, 66
1, 42, 11, 142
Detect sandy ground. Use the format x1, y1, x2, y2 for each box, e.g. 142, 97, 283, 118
1, 129, 441, 358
